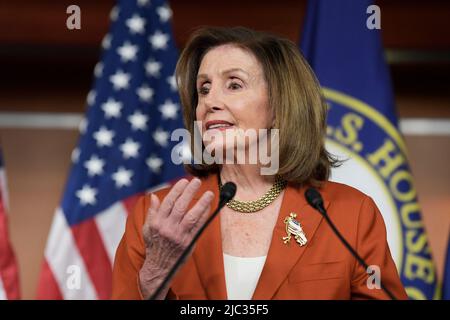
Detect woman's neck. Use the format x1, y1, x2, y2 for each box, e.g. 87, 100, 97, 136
220, 164, 276, 201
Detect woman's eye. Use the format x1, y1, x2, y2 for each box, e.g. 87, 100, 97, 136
198, 86, 209, 95
228, 82, 242, 90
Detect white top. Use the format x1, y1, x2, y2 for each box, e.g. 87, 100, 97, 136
223, 253, 267, 300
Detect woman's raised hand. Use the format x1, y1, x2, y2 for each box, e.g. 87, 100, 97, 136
139, 178, 214, 299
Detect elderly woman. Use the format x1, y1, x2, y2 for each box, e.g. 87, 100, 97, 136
112, 27, 407, 300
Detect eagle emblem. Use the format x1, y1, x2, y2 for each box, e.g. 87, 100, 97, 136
283, 212, 307, 246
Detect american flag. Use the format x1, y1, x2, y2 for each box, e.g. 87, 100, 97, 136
36, 0, 186, 299
0, 148, 21, 300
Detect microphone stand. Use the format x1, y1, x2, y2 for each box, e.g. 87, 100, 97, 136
305, 188, 397, 300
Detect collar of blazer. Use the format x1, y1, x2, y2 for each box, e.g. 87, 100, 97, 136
184, 173, 331, 300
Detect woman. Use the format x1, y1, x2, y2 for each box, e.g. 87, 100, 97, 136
112, 27, 407, 300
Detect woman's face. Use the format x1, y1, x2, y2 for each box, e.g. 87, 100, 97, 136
195, 44, 272, 157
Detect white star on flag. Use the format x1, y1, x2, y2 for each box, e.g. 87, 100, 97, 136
101, 98, 123, 118
145, 59, 162, 78
149, 30, 169, 50
128, 111, 149, 131
78, 118, 88, 134
84, 155, 105, 177
102, 34, 112, 49
136, 84, 154, 102
146, 155, 163, 173
137, 0, 150, 6
157, 5, 172, 23
167, 74, 177, 91
110, 6, 119, 21
110, 70, 131, 90
87, 90, 96, 106
126, 14, 146, 34
71, 148, 80, 163
94, 62, 103, 78
153, 128, 170, 147
76, 185, 98, 206
117, 42, 138, 62
159, 100, 179, 120
120, 138, 140, 159
93, 126, 115, 147
112, 167, 133, 188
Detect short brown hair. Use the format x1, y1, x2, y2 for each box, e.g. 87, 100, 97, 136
175, 26, 339, 187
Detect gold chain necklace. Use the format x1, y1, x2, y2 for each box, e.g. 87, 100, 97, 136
219, 175, 287, 213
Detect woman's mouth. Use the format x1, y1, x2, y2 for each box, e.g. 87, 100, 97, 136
205, 120, 234, 131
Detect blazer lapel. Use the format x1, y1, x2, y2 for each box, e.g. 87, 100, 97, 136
252, 183, 330, 300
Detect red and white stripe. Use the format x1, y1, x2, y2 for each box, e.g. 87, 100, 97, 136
37, 196, 137, 299
0, 160, 21, 300
37, 181, 172, 300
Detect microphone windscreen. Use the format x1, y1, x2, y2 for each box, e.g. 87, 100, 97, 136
220, 182, 237, 203
305, 187, 323, 209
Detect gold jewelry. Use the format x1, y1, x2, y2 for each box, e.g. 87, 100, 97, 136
219, 175, 287, 213
283, 212, 307, 246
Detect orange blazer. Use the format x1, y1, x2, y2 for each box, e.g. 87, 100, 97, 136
112, 174, 408, 300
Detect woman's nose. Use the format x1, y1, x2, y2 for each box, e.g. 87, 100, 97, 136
203, 87, 225, 111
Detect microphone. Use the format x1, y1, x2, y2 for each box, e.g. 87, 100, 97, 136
305, 187, 397, 300
149, 182, 237, 300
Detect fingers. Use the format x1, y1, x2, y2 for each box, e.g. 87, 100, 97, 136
194, 202, 212, 232
143, 193, 161, 235
150, 193, 161, 212
142, 178, 215, 251
157, 178, 190, 218
170, 178, 202, 223
181, 191, 215, 233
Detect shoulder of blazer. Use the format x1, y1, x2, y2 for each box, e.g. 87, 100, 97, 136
318, 180, 370, 208
315, 180, 377, 229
